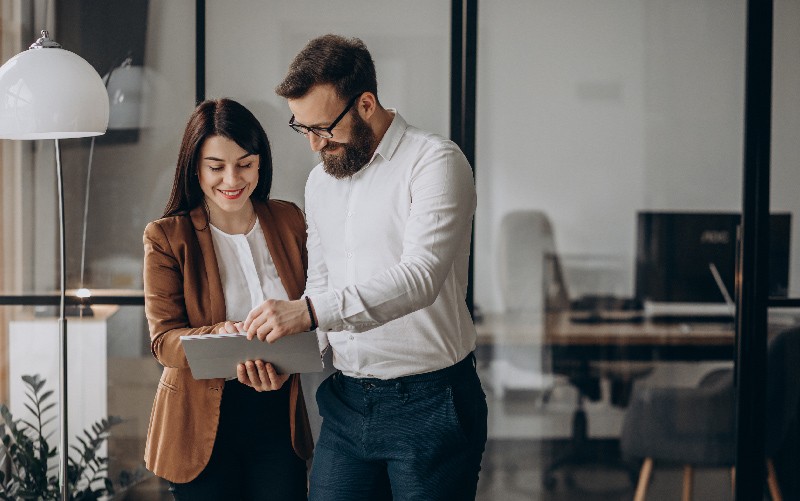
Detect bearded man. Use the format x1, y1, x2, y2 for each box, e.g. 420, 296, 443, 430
238, 34, 486, 501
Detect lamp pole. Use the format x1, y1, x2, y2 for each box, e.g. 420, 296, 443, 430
55, 138, 69, 500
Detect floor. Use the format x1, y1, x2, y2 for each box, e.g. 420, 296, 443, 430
109, 360, 737, 500
476, 438, 733, 500
474, 380, 734, 501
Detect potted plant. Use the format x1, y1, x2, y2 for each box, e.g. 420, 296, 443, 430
0, 374, 124, 500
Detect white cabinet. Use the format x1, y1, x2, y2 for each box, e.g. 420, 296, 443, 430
8, 306, 116, 455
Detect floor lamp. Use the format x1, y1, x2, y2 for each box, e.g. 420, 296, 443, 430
0, 31, 109, 500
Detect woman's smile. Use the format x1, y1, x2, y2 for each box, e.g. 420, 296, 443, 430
217, 187, 246, 200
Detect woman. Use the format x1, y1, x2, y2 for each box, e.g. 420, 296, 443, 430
143, 98, 313, 500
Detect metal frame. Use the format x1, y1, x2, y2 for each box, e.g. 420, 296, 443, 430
195, 0, 205, 105
734, 0, 774, 497
450, 0, 478, 314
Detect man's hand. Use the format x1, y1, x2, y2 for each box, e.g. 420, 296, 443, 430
243, 299, 312, 343
237, 360, 290, 392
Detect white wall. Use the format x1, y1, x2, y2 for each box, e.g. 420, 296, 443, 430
772, 0, 800, 297
202, 1, 452, 442
475, 0, 800, 314
60, 0, 196, 289
476, 0, 647, 312
204, 0, 451, 208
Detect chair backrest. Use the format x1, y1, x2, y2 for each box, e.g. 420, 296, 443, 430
766, 325, 800, 456
496, 210, 567, 317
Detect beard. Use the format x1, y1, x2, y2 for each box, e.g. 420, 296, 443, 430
320, 111, 376, 179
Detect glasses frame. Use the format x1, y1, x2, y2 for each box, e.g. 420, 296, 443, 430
289, 94, 360, 139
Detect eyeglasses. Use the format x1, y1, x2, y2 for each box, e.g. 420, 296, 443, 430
288, 94, 359, 139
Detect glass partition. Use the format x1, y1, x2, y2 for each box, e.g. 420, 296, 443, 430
204, 0, 452, 454
1, 1, 797, 499
1, 0, 194, 497
768, 0, 800, 497
473, 0, 772, 498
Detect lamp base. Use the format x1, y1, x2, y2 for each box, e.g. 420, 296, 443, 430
34, 304, 95, 318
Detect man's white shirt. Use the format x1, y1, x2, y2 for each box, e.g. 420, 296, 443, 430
305, 110, 477, 379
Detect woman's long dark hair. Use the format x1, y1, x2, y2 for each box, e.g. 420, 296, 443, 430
162, 98, 273, 218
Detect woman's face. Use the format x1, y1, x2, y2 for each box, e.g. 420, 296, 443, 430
197, 135, 260, 215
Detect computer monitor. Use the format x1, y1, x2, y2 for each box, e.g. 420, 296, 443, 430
635, 212, 791, 313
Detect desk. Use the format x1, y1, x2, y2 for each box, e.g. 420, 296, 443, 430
476, 312, 735, 362
477, 312, 736, 490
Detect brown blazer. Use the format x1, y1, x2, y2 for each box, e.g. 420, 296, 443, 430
142, 199, 313, 484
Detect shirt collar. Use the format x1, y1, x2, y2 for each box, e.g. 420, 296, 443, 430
373, 109, 407, 162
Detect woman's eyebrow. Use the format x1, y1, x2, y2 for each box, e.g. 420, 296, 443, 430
203, 153, 255, 161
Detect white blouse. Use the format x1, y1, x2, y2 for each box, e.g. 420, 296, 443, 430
209, 218, 289, 323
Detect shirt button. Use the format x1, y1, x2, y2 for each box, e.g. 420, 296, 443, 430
347, 211, 353, 217
347, 252, 353, 259
349, 335, 355, 341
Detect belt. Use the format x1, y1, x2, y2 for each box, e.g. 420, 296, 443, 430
336, 352, 477, 388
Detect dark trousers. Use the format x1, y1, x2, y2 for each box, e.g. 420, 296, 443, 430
169, 380, 307, 501
309, 353, 488, 501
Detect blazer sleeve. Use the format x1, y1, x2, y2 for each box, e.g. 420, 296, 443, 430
289, 202, 309, 278
143, 220, 224, 369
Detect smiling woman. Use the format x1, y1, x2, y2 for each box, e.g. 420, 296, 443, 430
142, 98, 313, 499
162, 99, 273, 223
197, 135, 260, 235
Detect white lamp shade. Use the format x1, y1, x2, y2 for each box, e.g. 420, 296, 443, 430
0, 47, 109, 139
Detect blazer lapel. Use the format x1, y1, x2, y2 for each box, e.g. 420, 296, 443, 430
255, 201, 302, 299
190, 205, 226, 323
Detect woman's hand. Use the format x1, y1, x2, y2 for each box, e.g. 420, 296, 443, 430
216, 320, 242, 335
237, 360, 290, 391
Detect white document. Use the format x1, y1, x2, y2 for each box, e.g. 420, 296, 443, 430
180, 330, 323, 380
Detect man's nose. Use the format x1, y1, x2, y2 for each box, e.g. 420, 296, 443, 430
308, 133, 327, 152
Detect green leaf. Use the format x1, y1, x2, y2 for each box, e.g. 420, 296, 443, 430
75, 436, 89, 454
22, 403, 37, 417
18, 418, 37, 431
23, 394, 38, 410
39, 390, 53, 404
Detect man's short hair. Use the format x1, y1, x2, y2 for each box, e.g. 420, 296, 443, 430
275, 34, 378, 103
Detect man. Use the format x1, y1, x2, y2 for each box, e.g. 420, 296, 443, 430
238, 34, 486, 500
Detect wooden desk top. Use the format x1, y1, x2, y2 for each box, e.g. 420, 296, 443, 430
475, 312, 734, 347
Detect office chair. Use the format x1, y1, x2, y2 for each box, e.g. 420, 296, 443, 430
541, 255, 646, 490
620, 325, 800, 501
489, 210, 560, 400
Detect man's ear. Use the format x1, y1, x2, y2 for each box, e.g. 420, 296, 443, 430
357, 92, 378, 120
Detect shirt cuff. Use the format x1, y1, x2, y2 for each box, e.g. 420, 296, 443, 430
316, 331, 329, 353
308, 291, 342, 332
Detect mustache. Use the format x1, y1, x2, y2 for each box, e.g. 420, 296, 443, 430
321, 141, 344, 153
